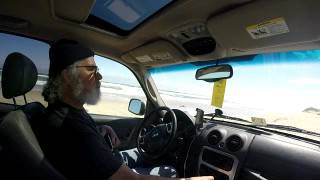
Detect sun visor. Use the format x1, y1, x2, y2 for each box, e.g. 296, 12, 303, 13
51, 0, 95, 23
207, 0, 320, 50
121, 40, 186, 66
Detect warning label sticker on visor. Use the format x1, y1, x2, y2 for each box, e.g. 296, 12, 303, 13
246, 17, 290, 39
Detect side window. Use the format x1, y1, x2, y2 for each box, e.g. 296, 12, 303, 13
84, 55, 147, 117
0, 33, 49, 106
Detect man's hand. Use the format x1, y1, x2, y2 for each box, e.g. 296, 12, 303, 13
184, 176, 214, 180
110, 165, 214, 180
99, 125, 121, 148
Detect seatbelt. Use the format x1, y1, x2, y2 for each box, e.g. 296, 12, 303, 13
105, 134, 113, 152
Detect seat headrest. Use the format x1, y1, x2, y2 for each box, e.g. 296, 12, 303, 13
1, 52, 38, 99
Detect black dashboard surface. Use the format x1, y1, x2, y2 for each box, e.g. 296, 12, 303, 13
172, 109, 320, 180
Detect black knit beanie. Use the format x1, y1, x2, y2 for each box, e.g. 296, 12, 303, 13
48, 39, 94, 78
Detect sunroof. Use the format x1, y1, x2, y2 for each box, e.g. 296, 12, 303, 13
87, 0, 173, 35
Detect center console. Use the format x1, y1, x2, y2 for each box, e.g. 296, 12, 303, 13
198, 146, 239, 180
184, 123, 255, 180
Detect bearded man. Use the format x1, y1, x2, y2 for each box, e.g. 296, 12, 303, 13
40, 39, 213, 180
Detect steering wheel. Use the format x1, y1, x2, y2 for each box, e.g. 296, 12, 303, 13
136, 106, 177, 160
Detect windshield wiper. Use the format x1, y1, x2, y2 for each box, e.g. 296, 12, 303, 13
203, 109, 252, 123
256, 124, 320, 137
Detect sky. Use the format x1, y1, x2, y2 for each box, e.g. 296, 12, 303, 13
0, 33, 50, 74
95, 55, 140, 86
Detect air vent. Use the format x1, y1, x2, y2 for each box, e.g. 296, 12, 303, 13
226, 135, 243, 152
207, 130, 222, 145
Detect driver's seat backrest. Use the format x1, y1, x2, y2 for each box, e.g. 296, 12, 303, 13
0, 52, 66, 179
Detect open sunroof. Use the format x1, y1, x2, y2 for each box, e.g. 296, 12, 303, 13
86, 0, 173, 35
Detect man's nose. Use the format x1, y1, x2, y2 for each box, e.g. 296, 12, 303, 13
96, 71, 102, 80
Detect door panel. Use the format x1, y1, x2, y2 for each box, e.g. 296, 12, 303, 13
92, 114, 143, 150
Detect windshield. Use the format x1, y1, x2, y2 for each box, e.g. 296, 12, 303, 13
148, 50, 320, 139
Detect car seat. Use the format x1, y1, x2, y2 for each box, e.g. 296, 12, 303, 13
0, 52, 66, 179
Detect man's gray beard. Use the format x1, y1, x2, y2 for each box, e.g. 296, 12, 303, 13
85, 86, 101, 105
72, 79, 101, 105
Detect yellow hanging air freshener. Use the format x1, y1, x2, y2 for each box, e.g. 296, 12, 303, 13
211, 79, 227, 108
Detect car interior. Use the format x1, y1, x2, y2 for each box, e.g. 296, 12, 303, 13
1, 0, 320, 180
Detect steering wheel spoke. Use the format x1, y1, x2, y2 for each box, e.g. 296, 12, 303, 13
138, 127, 148, 142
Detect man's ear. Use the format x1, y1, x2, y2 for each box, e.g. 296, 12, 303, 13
61, 69, 71, 84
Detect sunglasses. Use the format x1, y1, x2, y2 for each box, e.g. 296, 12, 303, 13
76, 65, 100, 75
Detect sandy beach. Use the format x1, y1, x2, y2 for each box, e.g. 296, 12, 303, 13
1, 83, 319, 139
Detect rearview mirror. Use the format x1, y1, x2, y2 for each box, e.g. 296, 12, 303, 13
128, 99, 146, 115
195, 64, 233, 82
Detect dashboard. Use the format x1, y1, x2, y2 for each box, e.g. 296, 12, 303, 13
172, 109, 320, 180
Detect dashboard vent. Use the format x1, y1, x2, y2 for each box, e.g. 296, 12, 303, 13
226, 135, 243, 152
207, 130, 222, 145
